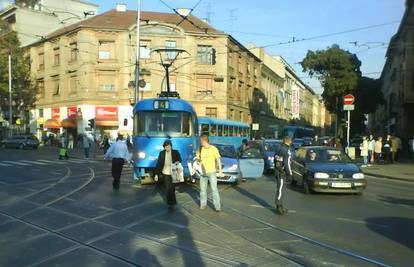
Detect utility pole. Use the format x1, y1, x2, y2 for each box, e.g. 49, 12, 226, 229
134, 0, 141, 104
8, 52, 12, 136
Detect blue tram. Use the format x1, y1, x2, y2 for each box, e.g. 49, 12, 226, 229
198, 117, 250, 149
132, 98, 198, 180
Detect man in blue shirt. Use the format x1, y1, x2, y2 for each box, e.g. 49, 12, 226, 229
104, 133, 130, 190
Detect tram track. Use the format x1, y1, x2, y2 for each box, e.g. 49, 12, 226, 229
184, 183, 391, 267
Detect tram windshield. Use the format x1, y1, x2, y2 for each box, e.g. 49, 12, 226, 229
134, 111, 193, 137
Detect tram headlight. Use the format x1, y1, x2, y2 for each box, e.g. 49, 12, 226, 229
137, 151, 146, 159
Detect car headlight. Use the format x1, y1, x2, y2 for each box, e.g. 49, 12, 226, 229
353, 173, 365, 179
267, 156, 274, 161
228, 164, 238, 172
314, 172, 330, 179
138, 151, 146, 159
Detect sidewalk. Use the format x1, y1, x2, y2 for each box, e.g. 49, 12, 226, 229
363, 162, 414, 182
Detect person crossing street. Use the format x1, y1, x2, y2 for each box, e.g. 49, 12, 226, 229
273, 136, 293, 215
104, 133, 130, 190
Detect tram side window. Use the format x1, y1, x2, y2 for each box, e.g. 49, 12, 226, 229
201, 124, 210, 136
218, 125, 223, 136
210, 125, 217, 136
241, 127, 246, 137
229, 126, 234, 136
235, 126, 240, 136
223, 125, 228, 136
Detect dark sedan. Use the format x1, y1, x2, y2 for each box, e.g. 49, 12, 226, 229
291, 146, 367, 194
0, 135, 40, 149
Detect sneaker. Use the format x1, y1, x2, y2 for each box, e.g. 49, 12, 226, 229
200, 206, 207, 210
214, 208, 221, 212
276, 206, 285, 215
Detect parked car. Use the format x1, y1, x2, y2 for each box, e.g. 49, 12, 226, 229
213, 143, 241, 185
303, 137, 313, 146
291, 146, 367, 194
292, 138, 305, 149
262, 139, 282, 173
0, 135, 40, 149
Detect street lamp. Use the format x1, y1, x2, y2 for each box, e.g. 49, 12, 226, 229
151, 48, 189, 98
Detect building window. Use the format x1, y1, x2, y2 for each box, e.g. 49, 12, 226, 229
52, 78, 60, 95
98, 40, 115, 59
165, 40, 176, 59
38, 52, 44, 70
37, 79, 44, 97
206, 107, 217, 118
238, 55, 242, 72
196, 76, 213, 94
229, 109, 234, 119
53, 47, 60, 66
197, 45, 215, 65
239, 111, 243, 122
70, 42, 77, 62
69, 76, 77, 94
98, 71, 116, 91
39, 108, 43, 117
140, 40, 151, 59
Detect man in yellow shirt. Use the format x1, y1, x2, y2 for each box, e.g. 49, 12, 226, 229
196, 134, 223, 211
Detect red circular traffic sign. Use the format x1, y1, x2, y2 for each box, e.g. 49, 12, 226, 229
343, 94, 355, 105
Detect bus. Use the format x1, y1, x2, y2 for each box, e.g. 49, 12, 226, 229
198, 117, 250, 149
282, 125, 315, 139
132, 98, 198, 180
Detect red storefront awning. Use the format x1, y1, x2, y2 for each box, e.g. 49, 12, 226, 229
60, 118, 77, 128
44, 119, 60, 129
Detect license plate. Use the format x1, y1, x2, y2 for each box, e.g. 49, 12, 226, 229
331, 182, 352, 188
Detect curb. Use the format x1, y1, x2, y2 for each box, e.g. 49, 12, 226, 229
364, 172, 414, 183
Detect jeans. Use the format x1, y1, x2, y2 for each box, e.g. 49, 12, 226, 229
84, 147, 90, 158
200, 172, 221, 209
368, 150, 373, 164
363, 156, 368, 165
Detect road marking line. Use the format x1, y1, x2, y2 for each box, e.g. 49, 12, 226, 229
336, 217, 389, 228
0, 162, 13, 166
249, 204, 265, 208
2, 161, 30, 166
20, 160, 48, 165
159, 235, 177, 241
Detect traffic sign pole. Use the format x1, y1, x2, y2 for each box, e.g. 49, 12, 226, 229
343, 94, 355, 153
347, 110, 351, 148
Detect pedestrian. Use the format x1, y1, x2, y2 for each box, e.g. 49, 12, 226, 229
239, 139, 249, 155
360, 136, 369, 167
196, 134, 223, 212
154, 140, 182, 210
367, 134, 375, 165
409, 137, 414, 162
104, 133, 130, 190
374, 137, 383, 164
68, 134, 74, 149
60, 133, 66, 148
82, 133, 92, 159
273, 135, 293, 215
335, 138, 343, 150
101, 135, 110, 155
391, 135, 402, 162
58, 143, 69, 160
383, 134, 392, 164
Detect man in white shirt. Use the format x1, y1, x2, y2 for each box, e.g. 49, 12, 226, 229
104, 133, 130, 190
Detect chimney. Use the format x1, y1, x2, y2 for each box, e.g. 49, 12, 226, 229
116, 3, 127, 12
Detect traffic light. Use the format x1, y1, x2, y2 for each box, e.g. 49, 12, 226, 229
88, 118, 95, 129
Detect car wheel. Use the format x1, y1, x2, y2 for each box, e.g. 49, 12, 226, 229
19, 143, 25, 149
303, 177, 311, 194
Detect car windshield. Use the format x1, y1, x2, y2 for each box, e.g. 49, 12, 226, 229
214, 144, 237, 158
134, 111, 193, 137
305, 149, 352, 163
264, 142, 281, 152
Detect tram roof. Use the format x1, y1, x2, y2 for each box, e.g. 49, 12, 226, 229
133, 98, 196, 114
198, 117, 250, 128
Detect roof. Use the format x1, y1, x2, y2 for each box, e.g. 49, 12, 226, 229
198, 117, 250, 127
38, 9, 222, 42
133, 98, 197, 114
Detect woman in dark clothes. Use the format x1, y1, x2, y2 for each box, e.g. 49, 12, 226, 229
154, 140, 182, 210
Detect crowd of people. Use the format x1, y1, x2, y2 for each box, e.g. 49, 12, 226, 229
359, 134, 407, 166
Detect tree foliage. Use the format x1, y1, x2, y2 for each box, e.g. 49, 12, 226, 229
0, 20, 37, 122
14, 0, 40, 8
301, 44, 361, 113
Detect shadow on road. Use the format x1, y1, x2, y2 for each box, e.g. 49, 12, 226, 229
378, 195, 414, 208
365, 217, 414, 250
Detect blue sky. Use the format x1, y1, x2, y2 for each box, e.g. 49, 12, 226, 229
90, 0, 405, 94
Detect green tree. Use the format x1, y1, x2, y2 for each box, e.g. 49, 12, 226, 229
14, 0, 40, 8
301, 44, 361, 113
0, 20, 37, 127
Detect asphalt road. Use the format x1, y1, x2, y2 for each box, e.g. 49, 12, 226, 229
0, 147, 413, 267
